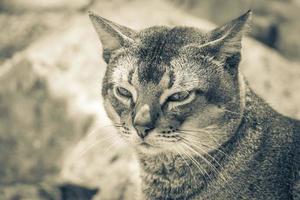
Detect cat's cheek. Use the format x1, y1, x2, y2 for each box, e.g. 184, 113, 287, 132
199, 104, 225, 124
179, 103, 221, 130
103, 98, 121, 123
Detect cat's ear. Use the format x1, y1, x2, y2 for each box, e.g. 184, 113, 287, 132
88, 11, 136, 63
203, 10, 252, 68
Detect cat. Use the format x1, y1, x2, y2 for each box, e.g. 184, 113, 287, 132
88, 10, 300, 200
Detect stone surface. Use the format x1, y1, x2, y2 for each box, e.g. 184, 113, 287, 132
0, 11, 85, 65
0, 0, 92, 12
169, 0, 300, 61
0, 13, 98, 200
0, 56, 94, 185
0, 183, 60, 200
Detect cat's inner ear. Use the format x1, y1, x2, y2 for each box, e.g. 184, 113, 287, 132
202, 10, 252, 65
88, 11, 136, 63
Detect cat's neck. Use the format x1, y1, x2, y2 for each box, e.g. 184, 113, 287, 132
137, 151, 209, 199
136, 142, 239, 199
135, 114, 249, 200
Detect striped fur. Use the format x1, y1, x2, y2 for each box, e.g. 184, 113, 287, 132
89, 10, 300, 200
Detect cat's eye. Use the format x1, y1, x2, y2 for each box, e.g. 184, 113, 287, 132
116, 86, 132, 98
168, 91, 191, 102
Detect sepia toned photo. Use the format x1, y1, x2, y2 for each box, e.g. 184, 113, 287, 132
0, 0, 299, 199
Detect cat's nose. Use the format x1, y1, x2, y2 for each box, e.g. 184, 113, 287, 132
135, 125, 153, 139
133, 104, 154, 138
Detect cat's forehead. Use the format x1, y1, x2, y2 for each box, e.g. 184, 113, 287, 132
135, 27, 203, 83
111, 26, 210, 90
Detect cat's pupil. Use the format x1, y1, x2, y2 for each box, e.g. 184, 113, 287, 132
116, 87, 132, 98
169, 91, 190, 101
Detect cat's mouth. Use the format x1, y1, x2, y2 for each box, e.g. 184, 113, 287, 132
139, 141, 152, 148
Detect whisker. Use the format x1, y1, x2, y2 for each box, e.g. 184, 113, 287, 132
178, 128, 230, 136
178, 126, 218, 134
183, 138, 222, 166
219, 108, 241, 116
179, 129, 210, 134
78, 135, 116, 157
79, 123, 122, 144
183, 131, 233, 160
84, 124, 116, 138
179, 146, 222, 192
176, 145, 199, 185
182, 138, 228, 182
182, 140, 230, 185
182, 136, 234, 192
180, 140, 224, 181
102, 140, 120, 155
180, 132, 233, 161
180, 142, 213, 183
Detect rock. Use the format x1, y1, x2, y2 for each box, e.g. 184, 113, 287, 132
0, 56, 94, 185
59, 183, 99, 200
0, 0, 92, 12
0, 11, 112, 199
0, 183, 58, 200
169, 0, 300, 61
277, 21, 300, 60
0, 12, 76, 65
241, 39, 300, 119
0, 182, 98, 200
251, 15, 278, 48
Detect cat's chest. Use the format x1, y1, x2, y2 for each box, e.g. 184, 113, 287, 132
139, 125, 293, 200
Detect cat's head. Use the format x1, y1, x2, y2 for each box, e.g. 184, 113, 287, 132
89, 11, 251, 155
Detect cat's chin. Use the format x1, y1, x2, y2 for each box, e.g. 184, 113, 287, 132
134, 142, 179, 155
134, 142, 164, 155
139, 141, 153, 148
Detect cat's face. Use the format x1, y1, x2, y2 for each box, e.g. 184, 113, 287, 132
89, 11, 250, 154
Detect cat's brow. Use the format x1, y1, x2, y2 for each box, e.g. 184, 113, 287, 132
158, 69, 174, 89
136, 27, 190, 85
128, 69, 135, 85
167, 70, 175, 88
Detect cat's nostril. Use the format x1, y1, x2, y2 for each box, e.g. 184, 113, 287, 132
145, 127, 152, 133
135, 125, 154, 139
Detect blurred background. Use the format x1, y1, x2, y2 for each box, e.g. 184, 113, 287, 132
0, 0, 300, 199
